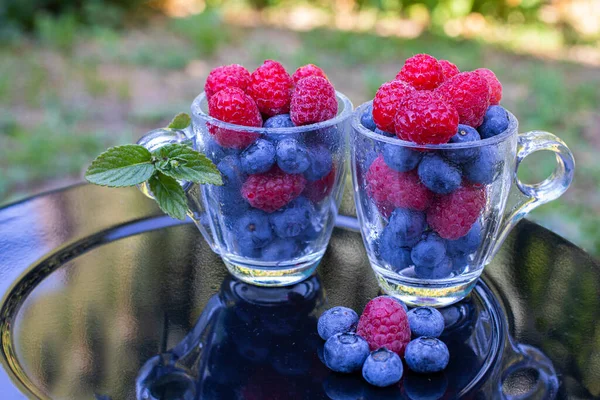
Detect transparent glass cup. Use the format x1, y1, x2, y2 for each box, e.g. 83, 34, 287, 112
351, 101, 575, 307
137, 92, 353, 287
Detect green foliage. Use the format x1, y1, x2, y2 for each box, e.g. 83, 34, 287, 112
35, 12, 79, 52
166, 113, 192, 130
153, 144, 223, 186
85, 145, 155, 187
168, 10, 231, 56
148, 172, 188, 220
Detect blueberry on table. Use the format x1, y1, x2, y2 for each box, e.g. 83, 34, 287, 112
463, 146, 501, 185
411, 232, 446, 269
362, 348, 404, 387
323, 332, 370, 373
478, 105, 509, 139
263, 113, 295, 129
269, 197, 314, 238
418, 154, 461, 194
240, 139, 276, 174
383, 144, 422, 172
234, 210, 273, 249
444, 124, 481, 164
405, 337, 450, 374
361, 104, 377, 131
414, 257, 453, 280
407, 307, 445, 338
318, 306, 359, 340
305, 145, 333, 181
276, 138, 310, 174
386, 208, 427, 247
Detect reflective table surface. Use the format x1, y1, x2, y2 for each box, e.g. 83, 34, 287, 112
0, 184, 599, 399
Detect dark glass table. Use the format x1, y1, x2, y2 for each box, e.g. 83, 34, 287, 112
0, 184, 599, 399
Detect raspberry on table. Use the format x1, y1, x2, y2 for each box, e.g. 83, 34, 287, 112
247, 60, 293, 117
372, 80, 416, 133
356, 296, 411, 356
396, 54, 445, 91
318, 306, 359, 340
439, 59, 460, 80
241, 166, 306, 212
366, 156, 433, 211
204, 64, 251, 99
290, 76, 338, 126
474, 68, 502, 105
393, 91, 459, 145
303, 165, 336, 203
208, 87, 262, 149
427, 184, 486, 240
292, 64, 328, 84
435, 71, 490, 128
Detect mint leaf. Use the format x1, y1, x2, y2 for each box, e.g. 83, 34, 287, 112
148, 172, 188, 220
167, 113, 191, 130
153, 144, 223, 186
85, 145, 155, 187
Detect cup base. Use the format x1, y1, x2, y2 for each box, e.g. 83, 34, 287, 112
222, 253, 323, 287
372, 266, 481, 308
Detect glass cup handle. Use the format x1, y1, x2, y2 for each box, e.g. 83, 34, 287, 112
488, 130, 575, 261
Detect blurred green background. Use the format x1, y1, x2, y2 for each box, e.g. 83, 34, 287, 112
1, 0, 599, 256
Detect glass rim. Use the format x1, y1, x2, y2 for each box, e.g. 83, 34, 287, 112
191, 91, 354, 134
352, 100, 518, 149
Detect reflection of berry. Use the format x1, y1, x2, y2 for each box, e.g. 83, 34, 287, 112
290, 76, 338, 126
435, 71, 490, 128
373, 80, 416, 133
439, 59, 460, 80
394, 91, 459, 145
303, 165, 336, 203
248, 60, 293, 117
357, 296, 411, 356
405, 337, 450, 373
292, 64, 328, 84
474, 68, 502, 105
241, 167, 306, 212
366, 156, 433, 211
396, 54, 444, 91
427, 185, 486, 239
204, 64, 251, 99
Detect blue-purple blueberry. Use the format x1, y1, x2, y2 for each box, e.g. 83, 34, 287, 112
418, 154, 461, 194
240, 139, 276, 174
324, 332, 370, 373
411, 232, 446, 269
383, 144, 422, 172
478, 105, 509, 139
407, 307, 445, 338
362, 348, 403, 387
405, 337, 450, 374
444, 124, 481, 164
318, 306, 359, 340
276, 138, 310, 174
264, 113, 295, 129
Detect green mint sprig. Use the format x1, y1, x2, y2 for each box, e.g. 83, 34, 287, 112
84, 113, 222, 220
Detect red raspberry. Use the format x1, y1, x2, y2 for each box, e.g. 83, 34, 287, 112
292, 64, 328, 84
357, 296, 411, 356
435, 71, 490, 127
290, 76, 338, 126
439, 59, 460, 80
208, 87, 262, 149
396, 54, 444, 91
372, 80, 416, 133
248, 60, 293, 117
474, 68, 502, 105
204, 64, 251, 99
393, 91, 459, 145
241, 167, 306, 212
427, 184, 486, 240
366, 156, 432, 211
303, 165, 336, 203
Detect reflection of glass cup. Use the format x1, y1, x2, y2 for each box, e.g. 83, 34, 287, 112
137, 92, 353, 287
351, 102, 575, 306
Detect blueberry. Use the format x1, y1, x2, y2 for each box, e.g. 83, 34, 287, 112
297, 221, 322, 243
305, 145, 333, 181
323, 332, 370, 373
264, 113, 295, 129
361, 104, 377, 131
411, 233, 446, 269
234, 210, 273, 249
205, 137, 239, 163
261, 239, 298, 261
240, 139, 276, 174
269, 197, 313, 238
276, 138, 310, 174
463, 146, 501, 185
217, 155, 245, 189
478, 105, 509, 139
418, 154, 461, 194
374, 128, 394, 137
444, 124, 481, 164
383, 144, 422, 172
407, 307, 445, 338
414, 257, 453, 280
405, 337, 450, 373
379, 230, 412, 272
317, 306, 359, 340
361, 348, 403, 387
403, 372, 448, 400
446, 221, 482, 256
450, 254, 469, 275
387, 208, 427, 247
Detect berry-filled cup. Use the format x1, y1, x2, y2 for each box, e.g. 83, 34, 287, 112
351, 55, 575, 307
138, 61, 353, 287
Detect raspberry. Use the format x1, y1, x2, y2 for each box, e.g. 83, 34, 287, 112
366, 156, 432, 211
474, 68, 502, 105
290, 76, 338, 126
303, 165, 336, 203
204, 64, 251, 99
439, 59, 460, 80
435, 71, 490, 127
248, 60, 293, 117
372, 80, 416, 133
241, 167, 306, 212
396, 54, 444, 91
208, 87, 262, 149
356, 296, 411, 356
393, 91, 459, 145
292, 64, 328, 84
427, 184, 486, 240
